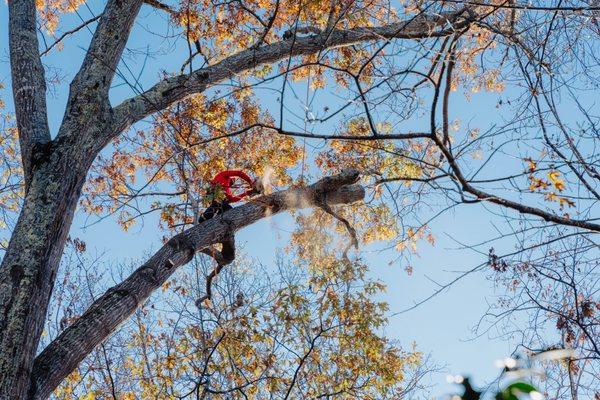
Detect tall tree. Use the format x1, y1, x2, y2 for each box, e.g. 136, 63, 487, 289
0, 0, 468, 397
1, 0, 599, 398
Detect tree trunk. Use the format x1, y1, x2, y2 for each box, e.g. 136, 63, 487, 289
2, 0, 138, 392
0, 147, 88, 399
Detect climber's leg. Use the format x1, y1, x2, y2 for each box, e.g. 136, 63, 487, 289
198, 200, 232, 223
220, 233, 235, 265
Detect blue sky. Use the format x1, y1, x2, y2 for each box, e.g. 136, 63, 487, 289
0, 2, 533, 397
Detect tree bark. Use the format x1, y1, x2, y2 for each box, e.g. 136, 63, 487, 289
0, 151, 89, 399
8, 0, 51, 187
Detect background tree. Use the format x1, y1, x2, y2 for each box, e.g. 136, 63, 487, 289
42, 240, 430, 399
478, 232, 599, 398
1, 0, 600, 399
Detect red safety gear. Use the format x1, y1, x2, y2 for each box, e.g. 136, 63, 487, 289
211, 170, 255, 202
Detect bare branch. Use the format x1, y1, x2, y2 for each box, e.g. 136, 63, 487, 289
432, 135, 600, 233
441, 0, 600, 12
315, 198, 358, 259
194, 249, 226, 306
40, 15, 102, 57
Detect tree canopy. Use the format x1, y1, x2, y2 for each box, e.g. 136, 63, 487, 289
0, 0, 599, 398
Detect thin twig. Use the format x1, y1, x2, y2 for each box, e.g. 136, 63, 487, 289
40, 15, 102, 57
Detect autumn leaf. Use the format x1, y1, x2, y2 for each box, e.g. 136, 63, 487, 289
548, 170, 566, 191
524, 157, 537, 173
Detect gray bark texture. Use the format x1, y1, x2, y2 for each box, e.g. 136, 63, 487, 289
0, 0, 469, 397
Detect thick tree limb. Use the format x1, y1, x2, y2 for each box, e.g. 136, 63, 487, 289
30, 170, 364, 399
65, 0, 143, 104
109, 9, 473, 140
8, 0, 51, 187
52, 0, 143, 161
0, 150, 89, 399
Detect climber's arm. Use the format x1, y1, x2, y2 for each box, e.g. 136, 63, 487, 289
219, 170, 255, 202
219, 170, 253, 184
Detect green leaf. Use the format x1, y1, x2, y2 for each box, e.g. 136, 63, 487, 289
505, 382, 538, 394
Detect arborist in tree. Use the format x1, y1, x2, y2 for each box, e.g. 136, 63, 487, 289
198, 170, 263, 264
